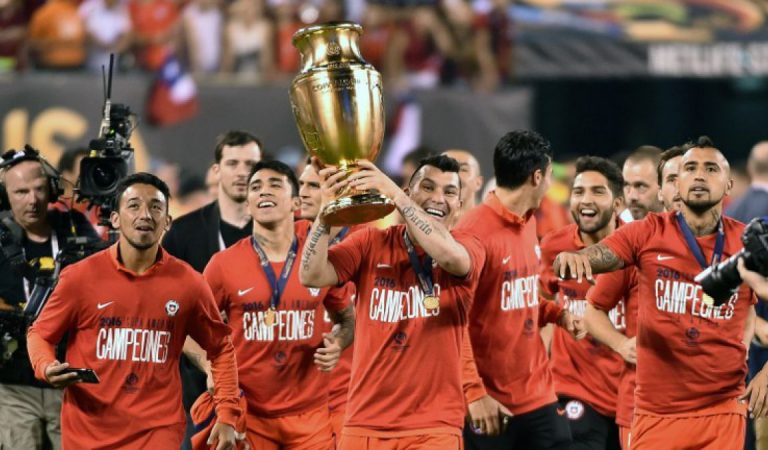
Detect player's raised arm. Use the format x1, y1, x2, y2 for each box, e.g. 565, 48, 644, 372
553, 243, 625, 284
349, 156, 471, 277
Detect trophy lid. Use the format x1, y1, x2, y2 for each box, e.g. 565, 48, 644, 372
292, 22, 363, 47
291, 22, 369, 73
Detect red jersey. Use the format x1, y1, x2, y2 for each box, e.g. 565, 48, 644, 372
601, 211, 754, 414
539, 223, 625, 417
455, 193, 562, 415
327, 224, 484, 435
27, 245, 239, 449
204, 220, 351, 418
324, 225, 367, 413
587, 267, 639, 427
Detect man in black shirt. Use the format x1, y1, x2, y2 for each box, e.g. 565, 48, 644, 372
163, 130, 262, 270
0, 148, 97, 450
162, 130, 261, 449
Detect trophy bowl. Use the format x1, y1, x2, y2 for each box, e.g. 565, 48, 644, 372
290, 22, 395, 226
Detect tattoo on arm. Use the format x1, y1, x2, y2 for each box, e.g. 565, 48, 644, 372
400, 202, 450, 240
580, 243, 624, 273
301, 222, 330, 273
329, 304, 355, 350
400, 205, 433, 235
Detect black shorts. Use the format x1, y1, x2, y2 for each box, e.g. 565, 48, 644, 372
463, 402, 572, 450
557, 396, 620, 450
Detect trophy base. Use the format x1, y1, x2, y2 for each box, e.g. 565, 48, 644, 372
322, 193, 396, 226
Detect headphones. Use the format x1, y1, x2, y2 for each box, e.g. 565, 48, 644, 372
0, 145, 64, 211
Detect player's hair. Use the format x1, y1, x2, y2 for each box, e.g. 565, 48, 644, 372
493, 130, 552, 189
681, 136, 717, 151
625, 145, 662, 167
248, 160, 300, 196
214, 130, 262, 163
657, 146, 686, 185
574, 156, 624, 199
408, 154, 462, 191
114, 172, 171, 212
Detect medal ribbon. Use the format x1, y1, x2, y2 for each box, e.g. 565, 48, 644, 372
251, 236, 299, 310
676, 211, 725, 270
403, 231, 435, 297
330, 226, 349, 246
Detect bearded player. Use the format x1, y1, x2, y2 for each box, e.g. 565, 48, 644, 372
555, 137, 761, 449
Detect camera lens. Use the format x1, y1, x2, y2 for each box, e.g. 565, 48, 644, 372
92, 163, 119, 191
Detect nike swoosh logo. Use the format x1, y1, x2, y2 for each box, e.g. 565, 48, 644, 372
238, 287, 254, 296
556, 408, 565, 416
376, 263, 392, 269
502, 256, 511, 264
97, 301, 113, 310
657, 255, 674, 261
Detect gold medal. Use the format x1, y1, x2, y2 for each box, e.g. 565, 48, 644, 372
423, 295, 440, 311
702, 293, 714, 306
264, 307, 276, 326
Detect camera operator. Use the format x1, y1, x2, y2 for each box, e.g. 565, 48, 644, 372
0, 147, 98, 450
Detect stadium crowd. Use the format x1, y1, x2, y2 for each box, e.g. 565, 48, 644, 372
0, 0, 511, 91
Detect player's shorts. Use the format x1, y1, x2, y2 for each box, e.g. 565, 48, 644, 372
556, 396, 620, 450
329, 406, 345, 442
463, 402, 571, 450
630, 399, 746, 450
341, 427, 462, 450
247, 404, 334, 450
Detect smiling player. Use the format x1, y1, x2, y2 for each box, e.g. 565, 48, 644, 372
200, 160, 355, 449
300, 155, 485, 449
554, 137, 759, 449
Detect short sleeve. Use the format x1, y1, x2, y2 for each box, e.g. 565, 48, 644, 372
601, 218, 656, 267
452, 230, 485, 283
323, 282, 354, 313
587, 269, 631, 312
203, 254, 229, 312
328, 226, 373, 284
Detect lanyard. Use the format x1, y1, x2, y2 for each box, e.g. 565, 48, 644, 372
403, 231, 435, 297
251, 236, 298, 310
330, 227, 349, 246
22, 233, 59, 301
218, 231, 225, 251
676, 212, 724, 270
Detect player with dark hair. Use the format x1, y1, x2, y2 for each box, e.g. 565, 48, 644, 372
539, 156, 626, 449
554, 139, 760, 449
300, 155, 485, 449
27, 172, 240, 450
457, 130, 581, 449
198, 160, 355, 449
584, 146, 687, 449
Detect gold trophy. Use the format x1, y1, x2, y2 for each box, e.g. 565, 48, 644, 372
290, 22, 395, 226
